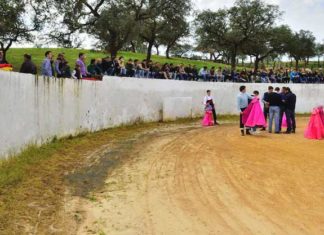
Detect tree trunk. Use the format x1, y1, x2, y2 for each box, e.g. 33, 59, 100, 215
146, 42, 154, 61
0, 42, 10, 62
295, 59, 299, 70
155, 45, 160, 56
241, 58, 244, 67
230, 46, 238, 71
318, 56, 320, 68
130, 41, 136, 53
254, 56, 260, 71
109, 45, 118, 58
166, 45, 171, 59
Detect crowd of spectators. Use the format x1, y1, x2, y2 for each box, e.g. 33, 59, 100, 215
1, 50, 324, 83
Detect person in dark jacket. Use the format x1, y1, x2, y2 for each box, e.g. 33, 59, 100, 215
261, 86, 273, 130
0, 50, 8, 64
20, 54, 37, 75
264, 87, 282, 133
283, 87, 297, 134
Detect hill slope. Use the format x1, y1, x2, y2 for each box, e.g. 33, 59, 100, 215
6, 48, 241, 73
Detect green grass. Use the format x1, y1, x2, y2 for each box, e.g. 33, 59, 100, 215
6, 48, 242, 72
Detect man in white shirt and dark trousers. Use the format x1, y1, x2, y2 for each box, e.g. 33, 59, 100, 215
237, 85, 253, 136
204, 90, 220, 125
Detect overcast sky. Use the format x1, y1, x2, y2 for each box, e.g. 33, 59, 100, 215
194, 0, 324, 42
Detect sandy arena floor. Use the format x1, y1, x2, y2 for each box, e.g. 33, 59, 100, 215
75, 119, 324, 235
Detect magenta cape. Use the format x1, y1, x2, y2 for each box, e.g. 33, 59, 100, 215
282, 113, 287, 128
202, 111, 214, 126
304, 106, 324, 140
242, 97, 266, 127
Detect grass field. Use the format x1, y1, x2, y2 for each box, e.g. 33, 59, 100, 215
6, 48, 241, 73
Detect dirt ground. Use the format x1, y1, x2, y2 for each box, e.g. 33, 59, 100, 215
68, 118, 324, 235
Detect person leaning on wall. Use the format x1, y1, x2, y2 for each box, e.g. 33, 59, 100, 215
20, 54, 37, 75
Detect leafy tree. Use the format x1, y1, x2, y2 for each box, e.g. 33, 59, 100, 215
91, 3, 139, 57
195, 0, 280, 70
287, 30, 316, 69
241, 25, 293, 71
315, 43, 324, 68
49, 0, 147, 56
0, 0, 45, 60
140, 0, 191, 60
159, 16, 190, 59
170, 43, 192, 58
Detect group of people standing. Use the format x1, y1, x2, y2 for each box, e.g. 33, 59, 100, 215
237, 85, 296, 136
201, 86, 297, 136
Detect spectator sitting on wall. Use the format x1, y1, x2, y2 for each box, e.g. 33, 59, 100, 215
72, 63, 81, 79
106, 57, 115, 75
118, 56, 127, 76
88, 59, 103, 76
60, 60, 71, 78
76, 53, 90, 78
209, 66, 216, 82
20, 54, 37, 75
41, 51, 53, 77
126, 59, 135, 77
101, 57, 109, 74
0, 50, 8, 64
199, 66, 209, 81
54, 53, 66, 78
178, 64, 188, 80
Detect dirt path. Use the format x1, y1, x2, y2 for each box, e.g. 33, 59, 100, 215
75, 119, 324, 235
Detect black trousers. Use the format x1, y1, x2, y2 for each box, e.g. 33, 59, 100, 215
286, 109, 296, 132
212, 108, 217, 124
240, 107, 246, 128
263, 106, 269, 123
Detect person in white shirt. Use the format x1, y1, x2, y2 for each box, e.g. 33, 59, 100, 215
203, 90, 220, 125
199, 66, 209, 81
237, 85, 253, 135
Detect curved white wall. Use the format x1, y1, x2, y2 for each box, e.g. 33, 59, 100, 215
0, 70, 322, 158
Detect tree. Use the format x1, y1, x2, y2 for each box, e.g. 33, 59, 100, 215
241, 25, 293, 71
170, 43, 192, 57
49, 0, 148, 56
140, 0, 191, 60
159, 16, 190, 59
287, 30, 316, 69
315, 43, 324, 68
195, 0, 281, 70
91, 3, 139, 57
0, 0, 45, 60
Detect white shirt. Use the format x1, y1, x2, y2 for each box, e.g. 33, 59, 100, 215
203, 95, 214, 105
199, 68, 208, 76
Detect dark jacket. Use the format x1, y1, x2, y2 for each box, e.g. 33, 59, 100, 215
20, 60, 37, 75
285, 92, 296, 111
266, 92, 282, 107
0, 58, 8, 64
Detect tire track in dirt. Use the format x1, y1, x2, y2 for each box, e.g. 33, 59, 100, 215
76, 119, 324, 235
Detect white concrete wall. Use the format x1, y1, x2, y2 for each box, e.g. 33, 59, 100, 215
163, 97, 192, 121
0, 70, 323, 158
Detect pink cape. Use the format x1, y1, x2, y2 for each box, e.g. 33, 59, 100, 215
282, 113, 287, 128
202, 110, 214, 126
242, 97, 266, 127
304, 106, 324, 140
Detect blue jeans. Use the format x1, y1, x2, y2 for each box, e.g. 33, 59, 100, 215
269, 106, 280, 133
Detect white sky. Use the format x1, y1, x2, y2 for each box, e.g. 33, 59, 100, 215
18, 0, 324, 50
194, 0, 324, 43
